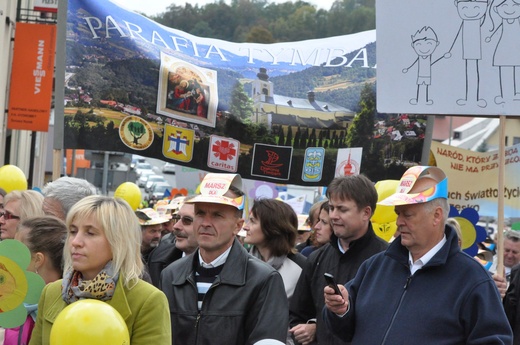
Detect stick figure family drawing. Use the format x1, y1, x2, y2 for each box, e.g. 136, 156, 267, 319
403, 0, 520, 107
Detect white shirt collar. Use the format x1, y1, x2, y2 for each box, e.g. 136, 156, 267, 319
409, 235, 447, 275
199, 245, 232, 268
338, 238, 347, 254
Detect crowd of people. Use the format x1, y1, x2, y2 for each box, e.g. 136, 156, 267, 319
0, 166, 518, 344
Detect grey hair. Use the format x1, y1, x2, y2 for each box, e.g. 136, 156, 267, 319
42, 177, 97, 216
424, 197, 450, 223
505, 230, 520, 242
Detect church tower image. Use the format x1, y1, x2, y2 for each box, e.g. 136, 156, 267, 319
252, 67, 273, 102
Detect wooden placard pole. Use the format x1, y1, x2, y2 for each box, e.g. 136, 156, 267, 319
496, 115, 506, 277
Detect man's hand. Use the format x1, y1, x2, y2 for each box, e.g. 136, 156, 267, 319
493, 273, 507, 299
324, 284, 349, 316
289, 323, 316, 345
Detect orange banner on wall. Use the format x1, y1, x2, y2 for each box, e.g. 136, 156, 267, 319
8, 23, 56, 132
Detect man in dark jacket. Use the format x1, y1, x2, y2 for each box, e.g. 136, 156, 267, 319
324, 166, 512, 344
148, 197, 197, 287
504, 258, 520, 344
289, 174, 388, 345
160, 173, 288, 344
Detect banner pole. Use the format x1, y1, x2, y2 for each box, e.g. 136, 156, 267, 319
52, 0, 68, 179
496, 115, 506, 277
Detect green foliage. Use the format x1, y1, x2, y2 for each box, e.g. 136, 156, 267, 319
285, 125, 293, 146
346, 83, 376, 150
228, 81, 254, 120
128, 121, 146, 136
151, 0, 376, 43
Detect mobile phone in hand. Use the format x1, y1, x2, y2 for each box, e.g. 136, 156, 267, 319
324, 273, 342, 296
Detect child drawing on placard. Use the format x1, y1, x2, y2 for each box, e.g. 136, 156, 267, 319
485, 0, 520, 104
445, 0, 489, 108
403, 26, 445, 105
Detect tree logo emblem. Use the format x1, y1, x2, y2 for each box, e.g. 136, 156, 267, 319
119, 115, 154, 150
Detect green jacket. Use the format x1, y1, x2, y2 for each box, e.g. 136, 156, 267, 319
29, 278, 171, 345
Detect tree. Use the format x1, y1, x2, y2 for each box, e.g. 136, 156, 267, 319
345, 83, 376, 151
228, 81, 254, 120
294, 126, 301, 149
245, 25, 275, 43
128, 121, 146, 145
309, 128, 317, 147
278, 125, 285, 146
285, 125, 293, 146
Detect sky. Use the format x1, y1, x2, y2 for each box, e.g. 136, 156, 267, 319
118, 0, 336, 17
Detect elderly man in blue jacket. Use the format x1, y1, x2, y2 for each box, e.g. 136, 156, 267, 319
323, 166, 512, 344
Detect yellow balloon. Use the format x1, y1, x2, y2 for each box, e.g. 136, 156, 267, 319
114, 182, 142, 211
372, 180, 399, 224
50, 299, 129, 345
372, 180, 400, 242
0, 165, 27, 193
372, 221, 397, 242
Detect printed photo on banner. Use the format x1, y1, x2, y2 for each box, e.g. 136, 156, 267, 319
156, 53, 218, 128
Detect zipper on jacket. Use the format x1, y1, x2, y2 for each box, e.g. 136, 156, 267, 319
195, 280, 220, 344
404, 276, 412, 289
381, 275, 412, 345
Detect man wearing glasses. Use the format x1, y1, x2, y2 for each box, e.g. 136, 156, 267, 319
147, 196, 197, 287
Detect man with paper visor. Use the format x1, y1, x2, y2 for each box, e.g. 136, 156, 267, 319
323, 166, 512, 344
160, 173, 289, 344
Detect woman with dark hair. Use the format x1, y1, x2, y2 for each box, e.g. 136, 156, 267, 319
243, 198, 306, 344
243, 198, 306, 300
301, 201, 332, 257
6, 216, 67, 345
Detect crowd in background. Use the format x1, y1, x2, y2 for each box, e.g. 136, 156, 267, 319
0, 166, 518, 344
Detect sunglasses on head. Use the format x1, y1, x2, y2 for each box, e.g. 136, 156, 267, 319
171, 215, 193, 226
0, 210, 20, 220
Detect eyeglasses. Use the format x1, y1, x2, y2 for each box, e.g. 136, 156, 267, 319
0, 211, 20, 221
297, 230, 309, 235
171, 215, 193, 226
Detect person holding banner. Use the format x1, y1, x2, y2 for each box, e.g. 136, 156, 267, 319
160, 173, 289, 344
323, 166, 512, 344
29, 195, 171, 345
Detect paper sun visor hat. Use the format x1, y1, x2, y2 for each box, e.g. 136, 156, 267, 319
154, 199, 171, 217
378, 166, 448, 206
135, 208, 170, 226
165, 196, 186, 214
297, 214, 311, 231
187, 173, 245, 210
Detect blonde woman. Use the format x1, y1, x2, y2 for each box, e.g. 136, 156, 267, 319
1, 190, 44, 240
29, 196, 171, 345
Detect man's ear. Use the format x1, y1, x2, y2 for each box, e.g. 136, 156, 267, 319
362, 206, 372, 220
432, 206, 444, 226
234, 218, 245, 236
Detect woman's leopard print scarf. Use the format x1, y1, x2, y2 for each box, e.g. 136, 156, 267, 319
61, 261, 119, 304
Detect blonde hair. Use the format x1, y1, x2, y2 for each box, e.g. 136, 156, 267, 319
446, 217, 462, 241
4, 190, 45, 220
64, 195, 143, 288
